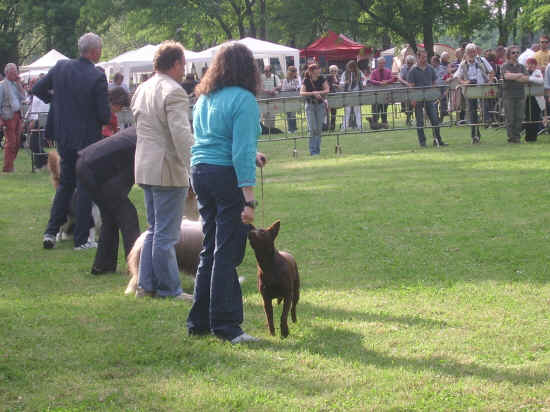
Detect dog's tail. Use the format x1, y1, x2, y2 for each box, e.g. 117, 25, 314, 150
47, 150, 61, 190
125, 232, 146, 295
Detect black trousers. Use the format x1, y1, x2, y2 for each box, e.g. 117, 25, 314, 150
44, 148, 93, 247
524, 96, 542, 142
76, 162, 140, 271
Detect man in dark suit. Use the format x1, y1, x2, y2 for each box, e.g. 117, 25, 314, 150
76, 126, 140, 275
33, 32, 111, 250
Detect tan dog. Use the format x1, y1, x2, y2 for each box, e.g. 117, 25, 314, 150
124, 189, 204, 295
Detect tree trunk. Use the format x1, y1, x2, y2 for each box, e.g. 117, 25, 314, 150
259, 0, 266, 39
422, 0, 434, 60
244, 0, 257, 38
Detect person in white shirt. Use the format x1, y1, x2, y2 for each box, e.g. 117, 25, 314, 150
260, 65, 281, 128
524, 58, 545, 141
109, 72, 129, 92
339, 60, 366, 129
454, 43, 494, 143
281, 65, 300, 133
519, 43, 540, 66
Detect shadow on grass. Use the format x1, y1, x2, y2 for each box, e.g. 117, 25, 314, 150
266, 326, 549, 386
295, 301, 448, 329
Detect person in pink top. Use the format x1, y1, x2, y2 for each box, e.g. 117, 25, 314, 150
368, 57, 394, 128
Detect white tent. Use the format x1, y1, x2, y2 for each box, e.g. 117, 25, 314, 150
194, 37, 300, 75
102, 44, 202, 87
20, 49, 69, 72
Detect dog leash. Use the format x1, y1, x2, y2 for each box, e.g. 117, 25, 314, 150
260, 166, 265, 228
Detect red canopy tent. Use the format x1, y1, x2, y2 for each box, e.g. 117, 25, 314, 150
300, 31, 371, 61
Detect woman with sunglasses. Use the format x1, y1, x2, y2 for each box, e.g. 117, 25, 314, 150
501, 46, 529, 143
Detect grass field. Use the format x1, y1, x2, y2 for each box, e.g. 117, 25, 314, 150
1, 127, 550, 411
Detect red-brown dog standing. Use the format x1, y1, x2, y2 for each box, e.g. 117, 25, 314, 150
248, 220, 300, 338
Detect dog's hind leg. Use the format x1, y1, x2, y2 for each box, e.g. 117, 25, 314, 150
291, 270, 300, 323
263, 297, 276, 336
280, 296, 292, 338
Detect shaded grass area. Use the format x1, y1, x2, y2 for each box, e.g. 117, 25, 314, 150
1, 128, 550, 411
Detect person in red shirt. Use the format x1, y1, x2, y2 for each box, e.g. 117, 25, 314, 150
102, 86, 129, 138
368, 57, 395, 128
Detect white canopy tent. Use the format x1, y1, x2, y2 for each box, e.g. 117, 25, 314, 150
101, 44, 202, 87
194, 37, 300, 75
20, 49, 69, 78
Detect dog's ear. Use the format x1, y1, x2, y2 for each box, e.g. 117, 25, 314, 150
268, 220, 280, 240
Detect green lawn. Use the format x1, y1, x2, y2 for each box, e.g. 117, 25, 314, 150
1, 127, 550, 411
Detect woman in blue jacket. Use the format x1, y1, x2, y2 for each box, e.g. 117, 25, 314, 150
186, 43, 266, 344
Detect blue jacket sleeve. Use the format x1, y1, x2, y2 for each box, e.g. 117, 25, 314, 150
31, 66, 55, 104
93, 73, 111, 125
232, 92, 260, 188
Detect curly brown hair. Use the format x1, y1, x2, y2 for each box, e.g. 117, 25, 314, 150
154, 40, 185, 72
195, 43, 260, 97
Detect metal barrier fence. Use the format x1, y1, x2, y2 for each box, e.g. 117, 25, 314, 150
257, 81, 547, 154
112, 81, 547, 156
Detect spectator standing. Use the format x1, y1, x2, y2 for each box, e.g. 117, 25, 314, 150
407, 50, 447, 147
519, 43, 540, 66
300, 63, 329, 155
399, 55, 416, 126
368, 57, 394, 128
181, 73, 198, 97
533, 35, 550, 70
326, 65, 340, 131
102, 86, 129, 138
34, 33, 111, 250
431, 55, 450, 121
340, 60, 366, 129
495, 45, 506, 65
260, 65, 281, 129
131, 41, 193, 299
186, 43, 264, 343
455, 43, 491, 143
109, 72, 129, 92
524, 58, 545, 141
0, 63, 26, 173
27, 83, 50, 169
75, 126, 141, 274
281, 65, 300, 133
501, 46, 529, 143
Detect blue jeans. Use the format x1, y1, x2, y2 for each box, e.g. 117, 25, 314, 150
186, 164, 249, 341
415, 100, 442, 144
138, 185, 186, 297
305, 103, 325, 155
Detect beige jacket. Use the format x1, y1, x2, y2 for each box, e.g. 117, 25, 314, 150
131, 73, 193, 187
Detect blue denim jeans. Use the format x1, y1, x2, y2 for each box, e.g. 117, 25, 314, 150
138, 185, 186, 297
186, 164, 249, 341
415, 100, 442, 144
305, 102, 325, 155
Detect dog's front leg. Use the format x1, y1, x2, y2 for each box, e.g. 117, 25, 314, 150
280, 296, 291, 338
263, 296, 275, 336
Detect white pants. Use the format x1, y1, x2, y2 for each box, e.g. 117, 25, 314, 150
343, 106, 362, 129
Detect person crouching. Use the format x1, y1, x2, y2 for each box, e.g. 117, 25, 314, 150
76, 127, 141, 275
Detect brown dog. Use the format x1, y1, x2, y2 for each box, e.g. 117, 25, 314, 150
248, 220, 300, 338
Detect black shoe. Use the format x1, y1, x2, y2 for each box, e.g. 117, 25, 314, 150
91, 266, 116, 275
434, 139, 448, 147
419, 141, 427, 147
43, 234, 56, 249
472, 136, 480, 144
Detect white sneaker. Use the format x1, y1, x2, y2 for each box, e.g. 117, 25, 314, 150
230, 333, 260, 344
73, 241, 98, 251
